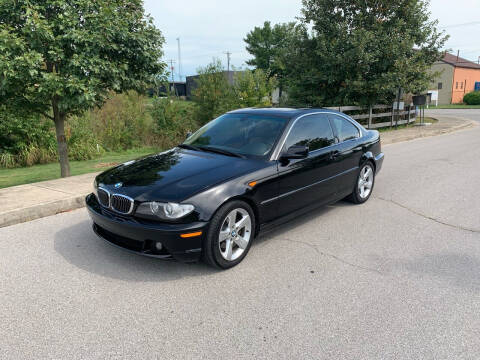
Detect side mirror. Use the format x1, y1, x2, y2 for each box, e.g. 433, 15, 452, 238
281, 145, 309, 160
185, 131, 193, 140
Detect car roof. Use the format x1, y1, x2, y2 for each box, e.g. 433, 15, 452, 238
227, 107, 344, 119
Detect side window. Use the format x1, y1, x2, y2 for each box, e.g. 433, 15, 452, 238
329, 115, 360, 142
285, 114, 335, 152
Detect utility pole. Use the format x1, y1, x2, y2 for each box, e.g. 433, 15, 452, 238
168, 59, 177, 96
176, 37, 182, 81
224, 51, 232, 72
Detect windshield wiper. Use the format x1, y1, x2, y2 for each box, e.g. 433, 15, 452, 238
198, 146, 245, 158
178, 143, 201, 151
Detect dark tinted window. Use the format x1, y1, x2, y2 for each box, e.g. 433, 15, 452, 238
329, 115, 360, 142
285, 114, 335, 151
185, 114, 288, 157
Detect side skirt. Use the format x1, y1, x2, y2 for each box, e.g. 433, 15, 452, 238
257, 192, 349, 235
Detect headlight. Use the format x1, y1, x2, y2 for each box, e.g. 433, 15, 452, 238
93, 179, 98, 197
136, 202, 194, 220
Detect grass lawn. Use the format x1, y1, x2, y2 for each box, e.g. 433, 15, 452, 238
0, 147, 159, 189
427, 104, 480, 109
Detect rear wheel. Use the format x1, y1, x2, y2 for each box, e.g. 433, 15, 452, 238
349, 162, 375, 204
203, 200, 255, 269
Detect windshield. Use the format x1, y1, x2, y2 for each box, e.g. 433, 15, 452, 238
183, 113, 289, 157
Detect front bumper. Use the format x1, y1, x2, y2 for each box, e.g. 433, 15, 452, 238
85, 193, 208, 262
374, 152, 384, 174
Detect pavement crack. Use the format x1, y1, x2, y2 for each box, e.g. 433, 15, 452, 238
376, 196, 480, 234
276, 238, 383, 274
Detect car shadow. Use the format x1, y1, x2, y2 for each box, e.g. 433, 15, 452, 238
53, 220, 216, 282
54, 200, 353, 281
255, 200, 349, 245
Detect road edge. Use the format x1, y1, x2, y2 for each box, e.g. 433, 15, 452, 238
382, 116, 477, 145
0, 195, 85, 228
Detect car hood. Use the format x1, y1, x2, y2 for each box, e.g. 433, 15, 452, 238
96, 148, 262, 202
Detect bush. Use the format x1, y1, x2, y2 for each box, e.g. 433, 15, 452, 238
233, 68, 276, 108
192, 60, 277, 125
0, 107, 57, 167
0, 91, 202, 169
192, 59, 236, 125
150, 98, 199, 148
463, 91, 480, 105
86, 91, 154, 151
66, 115, 104, 161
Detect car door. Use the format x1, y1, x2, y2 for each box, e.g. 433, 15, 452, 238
327, 114, 364, 196
275, 113, 338, 218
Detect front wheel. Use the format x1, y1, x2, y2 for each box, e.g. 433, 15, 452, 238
203, 200, 255, 269
349, 162, 375, 204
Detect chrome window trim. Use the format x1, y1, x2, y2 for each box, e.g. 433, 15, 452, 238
110, 193, 135, 215
270, 111, 363, 161
97, 187, 111, 208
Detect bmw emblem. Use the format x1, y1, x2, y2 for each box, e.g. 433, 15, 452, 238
114, 182, 123, 189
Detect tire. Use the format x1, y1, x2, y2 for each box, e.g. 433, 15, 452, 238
349, 161, 375, 204
203, 200, 255, 269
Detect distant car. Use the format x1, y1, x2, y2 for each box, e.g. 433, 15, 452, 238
86, 108, 384, 269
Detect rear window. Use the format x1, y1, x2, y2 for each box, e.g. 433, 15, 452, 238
328, 115, 360, 142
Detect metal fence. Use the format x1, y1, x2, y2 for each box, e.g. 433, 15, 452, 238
325, 104, 417, 129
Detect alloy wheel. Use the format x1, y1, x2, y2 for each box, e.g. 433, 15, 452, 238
218, 208, 252, 261
358, 164, 374, 199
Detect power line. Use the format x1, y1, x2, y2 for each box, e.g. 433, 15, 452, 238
440, 21, 480, 29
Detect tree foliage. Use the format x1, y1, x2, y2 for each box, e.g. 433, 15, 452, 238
192, 59, 235, 125
233, 68, 276, 108
192, 59, 276, 125
249, 0, 448, 107
244, 21, 298, 95
0, 0, 165, 176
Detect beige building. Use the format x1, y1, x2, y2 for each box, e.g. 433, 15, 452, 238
429, 53, 480, 104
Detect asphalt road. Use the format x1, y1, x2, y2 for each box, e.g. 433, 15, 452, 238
1, 111, 480, 359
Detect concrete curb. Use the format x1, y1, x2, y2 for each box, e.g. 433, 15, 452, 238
382, 117, 477, 145
0, 194, 87, 228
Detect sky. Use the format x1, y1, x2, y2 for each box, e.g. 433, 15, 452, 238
143, 0, 480, 81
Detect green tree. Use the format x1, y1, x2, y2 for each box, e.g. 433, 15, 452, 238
284, 0, 448, 107
233, 68, 276, 108
0, 0, 165, 177
192, 59, 234, 125
244, 21, 298, 97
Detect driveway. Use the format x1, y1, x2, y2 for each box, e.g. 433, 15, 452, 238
1, 112, 480, 359
426, 108, 480, 122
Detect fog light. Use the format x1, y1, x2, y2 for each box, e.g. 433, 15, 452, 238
155, 242, 163, 250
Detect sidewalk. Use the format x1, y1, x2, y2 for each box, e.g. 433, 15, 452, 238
0, 115, 476, 228
0, 173, 98, 228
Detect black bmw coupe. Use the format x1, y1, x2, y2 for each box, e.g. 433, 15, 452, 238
86, 108, 384, 269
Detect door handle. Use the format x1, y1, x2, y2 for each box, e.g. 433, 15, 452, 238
330, 150, 340, 160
